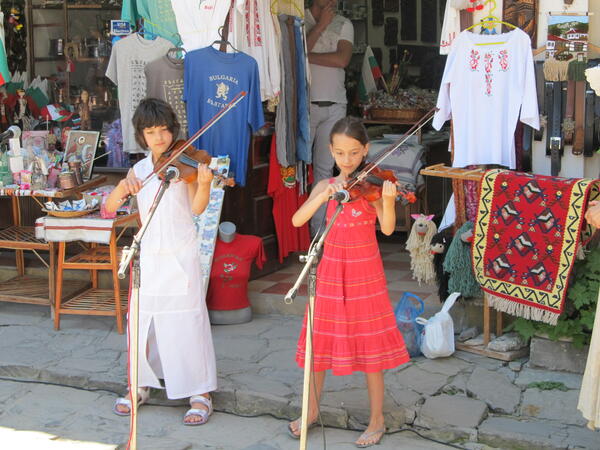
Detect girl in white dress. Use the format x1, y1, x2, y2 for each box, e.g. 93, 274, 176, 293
105, 98, 217, 425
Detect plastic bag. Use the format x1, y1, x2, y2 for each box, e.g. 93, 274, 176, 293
416, 292, 460, 359
394, 292, 425, 357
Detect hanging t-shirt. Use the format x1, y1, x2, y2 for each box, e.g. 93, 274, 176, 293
183, 46, 264, 186
433, 29, 540, 169
206, 234, 266, 311
439, 0, 469, 55
106, 33, 171, 153
144, 55, 187, 139
121, 0, 181, 46
267, 133, 311, 263
171, 0, 241, 52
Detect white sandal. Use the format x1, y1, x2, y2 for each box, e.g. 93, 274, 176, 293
183, 395, 213, 426
112, 387, 150, 417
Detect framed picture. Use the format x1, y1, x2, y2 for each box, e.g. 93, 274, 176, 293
64, 130, 100, 181
546, 14, 589, 62
22, 130, 49, 154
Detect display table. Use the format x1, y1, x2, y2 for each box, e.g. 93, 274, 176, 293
0, 177, 107, 311
35, 211, 140, 335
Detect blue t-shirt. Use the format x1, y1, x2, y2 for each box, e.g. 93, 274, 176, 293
183, 47, 264, 186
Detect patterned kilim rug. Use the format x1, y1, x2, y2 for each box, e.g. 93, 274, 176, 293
472, 169, 599, 325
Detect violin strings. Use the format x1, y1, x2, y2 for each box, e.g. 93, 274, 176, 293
141, 91, 247, 188
346, 107, 437, 191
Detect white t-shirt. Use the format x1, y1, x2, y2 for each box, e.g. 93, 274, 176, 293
171, 0, 242, 52
105, 33, 172, 154
305, 9, 353, 104
433, 29, 540, 169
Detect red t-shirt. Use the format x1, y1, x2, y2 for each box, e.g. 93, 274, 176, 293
206, 234, 266, 311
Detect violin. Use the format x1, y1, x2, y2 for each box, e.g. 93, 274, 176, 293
154, 140, 235, 187
343, 107, 437, 204
346, 163, 417, 204
138, 91, 246, 191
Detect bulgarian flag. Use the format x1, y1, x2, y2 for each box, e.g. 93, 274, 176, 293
0, 31, 10, 86
358, 46, 386, 103
40, 104, 73, 122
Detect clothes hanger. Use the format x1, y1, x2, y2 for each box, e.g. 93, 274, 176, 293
167, 46, 186, 64
211, 26, 239, 52
137, 23, 157, 40
464, 0, 517, 45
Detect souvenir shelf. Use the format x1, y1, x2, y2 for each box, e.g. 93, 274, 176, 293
25, 1, 121, 103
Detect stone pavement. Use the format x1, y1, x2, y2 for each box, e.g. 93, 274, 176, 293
0, 302, 598, 449
0, 380, 452, 450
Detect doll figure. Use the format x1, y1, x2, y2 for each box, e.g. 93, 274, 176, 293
406, 214, 437, 285
77, 90, 92, 130
0, 87, 10, 131
13, 88, 33, 131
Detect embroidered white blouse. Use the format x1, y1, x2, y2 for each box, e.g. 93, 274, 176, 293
433, 28, 540, 169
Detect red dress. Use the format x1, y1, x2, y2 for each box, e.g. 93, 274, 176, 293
296, 190, 410, 375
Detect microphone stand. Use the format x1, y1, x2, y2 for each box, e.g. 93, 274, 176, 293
284, 200, 345, 450
116, 168, 178, 450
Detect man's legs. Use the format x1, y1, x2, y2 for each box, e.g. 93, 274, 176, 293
309, 103, 346, 236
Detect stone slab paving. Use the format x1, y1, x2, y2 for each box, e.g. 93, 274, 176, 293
0, 303, 599, 449
0, 381, 453, 449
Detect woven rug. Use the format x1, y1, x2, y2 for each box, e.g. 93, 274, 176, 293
472, 169, 599, 325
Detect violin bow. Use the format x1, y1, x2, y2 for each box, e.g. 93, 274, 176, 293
346, 107, 438, 191
140, 91, 247, 188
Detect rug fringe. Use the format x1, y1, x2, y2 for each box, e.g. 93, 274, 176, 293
486, 294, 559, 326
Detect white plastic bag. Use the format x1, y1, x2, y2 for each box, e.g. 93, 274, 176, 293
415, 292, 460, 359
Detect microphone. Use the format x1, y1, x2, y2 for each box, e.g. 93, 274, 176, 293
0, 125, 21, 143
330, 189, 350, 203
164, 166, 180, 182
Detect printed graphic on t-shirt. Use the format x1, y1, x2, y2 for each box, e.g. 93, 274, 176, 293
162, 78, 188, 134
207, 74, 239, 108
218, 255, 243, 289
129, 59, 147, 113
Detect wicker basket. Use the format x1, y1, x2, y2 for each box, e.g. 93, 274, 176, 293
369, 108, 425, 122
42, 208, 99, 218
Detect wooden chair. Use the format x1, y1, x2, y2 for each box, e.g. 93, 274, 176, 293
54, 213, 139, 334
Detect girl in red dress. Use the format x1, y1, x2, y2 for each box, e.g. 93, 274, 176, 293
289, 117, 410, 447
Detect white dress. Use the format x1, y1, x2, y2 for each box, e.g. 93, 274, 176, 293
133, 155, 217, 399
578, 293, 600, 429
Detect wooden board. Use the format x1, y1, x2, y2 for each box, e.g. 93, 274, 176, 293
503, 0, 538, 45
456, 342, 530, 362
420, 164, 485, 182
0, 275, 87, 305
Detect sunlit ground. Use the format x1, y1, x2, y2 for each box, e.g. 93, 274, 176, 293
0, 427, 116, 449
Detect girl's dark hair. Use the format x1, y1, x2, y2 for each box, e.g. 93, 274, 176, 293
329, 116, 369, 146
132, 98, 180, 149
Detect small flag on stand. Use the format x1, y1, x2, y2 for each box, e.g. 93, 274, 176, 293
40, 104, 73, 122
358, 46, 387, 103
